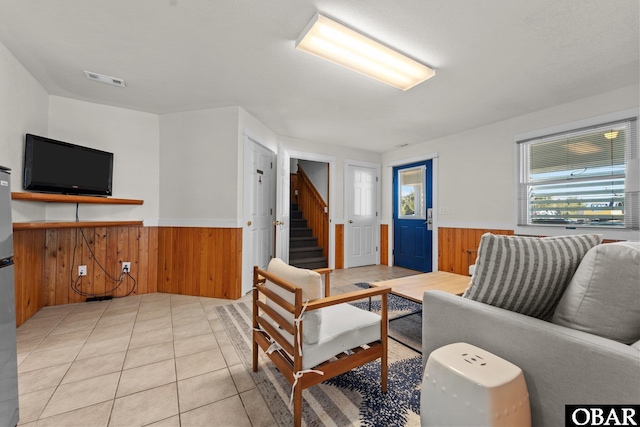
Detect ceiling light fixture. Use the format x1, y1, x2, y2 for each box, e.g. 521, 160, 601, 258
84, 71, 126, 87
296, 13, 435, 91
604, 131, 619, 140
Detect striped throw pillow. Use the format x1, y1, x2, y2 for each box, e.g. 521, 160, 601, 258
462, 233, 603, 321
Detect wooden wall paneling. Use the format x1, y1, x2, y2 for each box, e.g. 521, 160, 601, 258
31, 230, 46, 317
55, 230, 71, 306
103, 227, 118, 297
123, 226, 138, 297
454, 228, 465, 276
147, 226, 158, 294
198, 228, 209, 297
169, 228, 179, 295
44, 229, 57, 307
92, 227, 107, 297
15, 225, 157, 325
438, 227, 514, 275
13, 231, 24, 326
230, 228, 242, 299
156, 227, 167, 292
221, 228, 232, 298
72, 228, 87, 303
211, 228, 220, 297
175, 228, 186, 295
186, 227, 198, 296
135, 227, 147, 295
13, 229, 46, 326
156, 227, 242, 300
158, 227, 172, 294
335, 224, 344, 269
113, 227, 126, 298
380, 224, 389, 266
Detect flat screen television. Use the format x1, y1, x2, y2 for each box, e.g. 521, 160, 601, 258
23, 134, 114, 196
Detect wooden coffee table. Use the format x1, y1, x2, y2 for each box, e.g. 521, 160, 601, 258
368, 271, 471, 352
369, 271, 471, 302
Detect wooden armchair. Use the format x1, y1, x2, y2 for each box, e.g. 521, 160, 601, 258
252, 258, 390, 427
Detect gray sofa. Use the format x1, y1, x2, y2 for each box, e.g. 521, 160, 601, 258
421, 239, 640, 427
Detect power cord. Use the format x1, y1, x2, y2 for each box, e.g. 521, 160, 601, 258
70, 203, 137, 299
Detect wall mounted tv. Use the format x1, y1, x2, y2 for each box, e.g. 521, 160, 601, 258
23, 134, 114, 196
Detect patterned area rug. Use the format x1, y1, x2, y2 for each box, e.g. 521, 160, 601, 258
350, 283, 423, 352
214, 299, 423, 427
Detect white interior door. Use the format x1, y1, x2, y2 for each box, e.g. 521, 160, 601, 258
275, 142, 290, 262
242, 137, 275, 295
346, 164, 378, 267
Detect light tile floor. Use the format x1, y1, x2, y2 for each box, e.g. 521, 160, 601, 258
15, 265, 418, 427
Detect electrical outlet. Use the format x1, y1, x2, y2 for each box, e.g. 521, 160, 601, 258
122, 262, 131, 273
78, 265, 87, 276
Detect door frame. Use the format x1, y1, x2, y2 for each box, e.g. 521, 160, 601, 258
344, 159, 381, 269
288, 150, 336, 269
386, 153, 439, 271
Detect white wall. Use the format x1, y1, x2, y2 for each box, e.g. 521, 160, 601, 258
381, 84, 640, 237
159, 107, 239, 225
0, 40, 49, 222
46, 96, 160, 223
298, 160, 328, 203
158, 106, 279, 226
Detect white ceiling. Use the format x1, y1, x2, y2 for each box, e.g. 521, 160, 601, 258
0, 0, 638, 153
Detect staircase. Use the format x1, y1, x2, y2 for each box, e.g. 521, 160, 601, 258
289, 203, 328, 269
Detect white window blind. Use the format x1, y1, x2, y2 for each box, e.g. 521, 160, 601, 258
517, 116, 639, 230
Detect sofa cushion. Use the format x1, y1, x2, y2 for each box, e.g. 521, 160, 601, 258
265, 258, 323, 344
463, 233, 602, 321
632, 340, 640, 351
552, 242, 640, 344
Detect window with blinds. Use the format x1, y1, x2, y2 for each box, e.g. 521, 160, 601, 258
517, 116, 639, 230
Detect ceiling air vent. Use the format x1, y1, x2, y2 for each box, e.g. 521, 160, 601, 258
84, 71, 126, 87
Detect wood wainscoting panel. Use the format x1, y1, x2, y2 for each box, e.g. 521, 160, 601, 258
438, 227, 513, 276
43, 226, 158, 306
13, 229, 46, 326
157, 227, 242, 300
335, 224, 344, 269
380, 224, 389, 266
13, 225, 158, 326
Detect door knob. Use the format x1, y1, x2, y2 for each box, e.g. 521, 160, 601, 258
349, 220, 353, 224
247, 221, 252, 226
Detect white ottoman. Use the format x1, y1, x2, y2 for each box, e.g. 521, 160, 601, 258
421, 342, 531, 426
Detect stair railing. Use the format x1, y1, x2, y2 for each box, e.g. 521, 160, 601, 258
296, 165, 329, 259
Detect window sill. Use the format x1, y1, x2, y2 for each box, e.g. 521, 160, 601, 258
514, 224, 639, 242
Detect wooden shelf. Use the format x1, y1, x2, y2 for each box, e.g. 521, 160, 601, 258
11, 192, 144, 205
13, 220, 144, 230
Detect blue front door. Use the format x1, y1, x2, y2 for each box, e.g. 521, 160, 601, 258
393, 160, 433, 272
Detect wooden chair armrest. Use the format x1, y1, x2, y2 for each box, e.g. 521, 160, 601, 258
306, 286, 390, 311
313, 268, 333, 297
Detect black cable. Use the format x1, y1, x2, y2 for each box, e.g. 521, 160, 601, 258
70, 203, 136, 299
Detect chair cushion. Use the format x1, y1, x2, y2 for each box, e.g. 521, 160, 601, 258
552, 242, 640, 344
463, 233, 602, 321
262, 303, 381, 370
265, 258, 323, 344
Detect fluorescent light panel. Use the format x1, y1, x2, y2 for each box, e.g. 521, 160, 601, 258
296, 13, 434, 91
